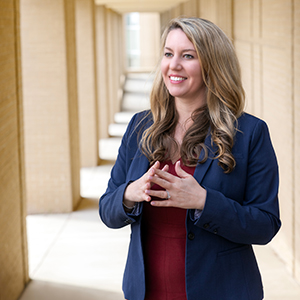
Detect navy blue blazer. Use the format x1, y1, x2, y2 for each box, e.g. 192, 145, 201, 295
99, 111, 281, 300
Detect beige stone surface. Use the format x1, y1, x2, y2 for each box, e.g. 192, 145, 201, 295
65, 0, 81, 211
200, 0, 218, 24
95, 5, 109, 139
181, 0, 199, 17
233, 0, 298, 279
294, 0, 300, 283
139, 13, 160, 70
200, 0, 233, 37
75, 0, 98, 167
20, 0, 80, 213
0, 0, 28, 299
106, 10, 123, 124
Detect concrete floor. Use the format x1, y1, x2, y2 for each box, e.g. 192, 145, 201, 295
19, 163, 300, 300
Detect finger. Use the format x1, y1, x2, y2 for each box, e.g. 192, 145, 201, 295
161, 164, 169, 172
148, 175, 171, 190
151, 161, 160, 170
150, 199, 172, 207
148, 161, 163, 176
143, 181, 153, 200
153, 164, 169, 178
143, 193, 152, 202
152, 168, 177, 183
153, 163, 169, 179
144, 181, 151, 190
145, 189, 169, 200
175, 160, 189, 178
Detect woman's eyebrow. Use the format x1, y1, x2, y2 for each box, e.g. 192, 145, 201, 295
164, 46, 196, 52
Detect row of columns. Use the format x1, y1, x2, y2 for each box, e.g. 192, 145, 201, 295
20, 0, 124, 214
0, 0, 124, 298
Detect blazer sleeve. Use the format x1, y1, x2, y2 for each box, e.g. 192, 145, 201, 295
99, 113, 143, 229
194, 119, 281, 245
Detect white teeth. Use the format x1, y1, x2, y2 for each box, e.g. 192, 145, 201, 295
170, 76, 186, 81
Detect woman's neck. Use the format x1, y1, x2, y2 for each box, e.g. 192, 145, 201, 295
175, 106, 195, 132
170, 97, 206, 163
175, 96, 205, 126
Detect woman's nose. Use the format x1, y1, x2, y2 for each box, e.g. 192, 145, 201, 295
169, 56, 182, 70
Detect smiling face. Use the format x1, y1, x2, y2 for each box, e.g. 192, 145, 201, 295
161, 29, 206, 108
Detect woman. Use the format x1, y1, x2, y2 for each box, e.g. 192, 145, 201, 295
99, 18, 281, 300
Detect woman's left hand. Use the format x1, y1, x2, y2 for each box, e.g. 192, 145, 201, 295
145, 160, 207, 210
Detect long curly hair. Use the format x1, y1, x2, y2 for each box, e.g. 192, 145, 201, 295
140, 17, 245, 173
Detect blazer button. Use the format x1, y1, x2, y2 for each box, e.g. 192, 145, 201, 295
188, 232, 195, 240
125, 219, 132, 225
203, 223, 210, 229
213, 229, 218, 234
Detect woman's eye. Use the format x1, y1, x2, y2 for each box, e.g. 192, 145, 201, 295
184, 54, 194, 59
164, 52, 173, 57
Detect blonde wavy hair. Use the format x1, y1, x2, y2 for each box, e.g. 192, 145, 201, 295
140, 17, 245, 173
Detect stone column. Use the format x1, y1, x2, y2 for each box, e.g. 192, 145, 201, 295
294, 0, 300, 283
106, 9, 120, 124
95, 5, 109, 140
0, 0, 29, 299
139, 13, 160, 70
20, 0, 80, 213
75, 0, 98, 167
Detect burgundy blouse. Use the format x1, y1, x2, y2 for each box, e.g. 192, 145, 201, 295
142, 159, 196, 300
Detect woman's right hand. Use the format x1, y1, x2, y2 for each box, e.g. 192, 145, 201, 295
123, 161, 168, 208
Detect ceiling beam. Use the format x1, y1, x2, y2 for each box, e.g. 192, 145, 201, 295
94, 0, 188, 14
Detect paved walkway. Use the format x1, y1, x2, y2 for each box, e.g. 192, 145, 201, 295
19, 163, 300, 300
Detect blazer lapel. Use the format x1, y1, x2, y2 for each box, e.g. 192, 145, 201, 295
126, 113, 152, 181
194, 132, 217, 184
126, 148, 150, 181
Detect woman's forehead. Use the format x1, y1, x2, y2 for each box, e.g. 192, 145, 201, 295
165, 29, 195, 49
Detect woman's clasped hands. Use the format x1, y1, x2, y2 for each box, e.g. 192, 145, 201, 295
123, 161, 207, 210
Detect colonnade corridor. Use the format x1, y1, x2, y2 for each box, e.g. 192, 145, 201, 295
2, 1, 300, 299
18, 163, 300, 300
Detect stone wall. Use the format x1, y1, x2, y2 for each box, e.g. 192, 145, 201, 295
233, 0, 299, 282
161, 0, 300, 284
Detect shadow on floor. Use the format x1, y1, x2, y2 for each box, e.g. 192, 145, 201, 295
20, 165, 300, 300
19, 280, 124, 300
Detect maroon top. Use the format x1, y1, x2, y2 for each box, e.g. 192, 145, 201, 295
142, 159, 196, 300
